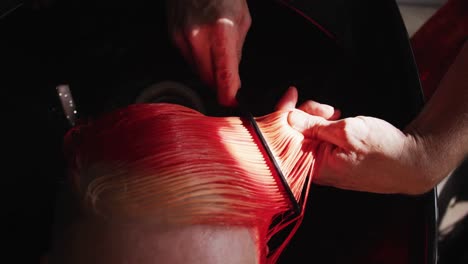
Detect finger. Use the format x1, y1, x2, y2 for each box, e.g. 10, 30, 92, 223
275, 86, 298, 111
212, 19, 241, 106
329, 109, 341, 120
187, 26, 216, 88
287, 110, 329, 137
288, 110, 351, 149
298, 100, 340, 120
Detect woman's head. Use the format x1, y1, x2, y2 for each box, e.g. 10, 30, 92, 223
50, 103, 316, 263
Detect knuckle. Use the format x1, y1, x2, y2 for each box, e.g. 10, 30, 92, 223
342, 117, 365, 135
306, 101, 319, 111
302, 101, 320, 115
338, 118, 364, 151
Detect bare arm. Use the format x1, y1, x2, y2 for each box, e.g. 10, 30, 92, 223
406, 41, 468, 190
280, 41, 468, 195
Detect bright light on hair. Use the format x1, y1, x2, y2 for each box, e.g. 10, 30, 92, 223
64, 103, 317, 263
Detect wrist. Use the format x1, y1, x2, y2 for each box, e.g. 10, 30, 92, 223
404, 130, 431, 193
402, 127, 447, 195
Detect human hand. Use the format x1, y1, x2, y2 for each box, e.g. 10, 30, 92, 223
277, 87, 431, 195
166, 0, 251, 106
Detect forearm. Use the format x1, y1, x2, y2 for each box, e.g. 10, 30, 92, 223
406, 41, 468, 189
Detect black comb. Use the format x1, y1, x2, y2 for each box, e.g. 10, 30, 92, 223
236, 90, 301, 216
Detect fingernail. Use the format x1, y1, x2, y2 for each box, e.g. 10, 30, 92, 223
288, 86, 297, 93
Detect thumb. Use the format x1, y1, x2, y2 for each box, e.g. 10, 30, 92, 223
275, 86, 298, 111
212, 19, 241, 106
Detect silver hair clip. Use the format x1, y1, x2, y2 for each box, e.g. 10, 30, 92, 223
56, 84, 78, 127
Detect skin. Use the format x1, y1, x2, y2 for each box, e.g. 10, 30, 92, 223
44, 3, 465, 262
167, 0, 467, 194
278, 41, 468, 195
166, 0, 251, 106
48, 215, 259, 264
151, 0, 465, 260
45, 46, 466, 262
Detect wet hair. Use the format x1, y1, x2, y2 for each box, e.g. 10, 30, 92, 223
59, 103, 317, 263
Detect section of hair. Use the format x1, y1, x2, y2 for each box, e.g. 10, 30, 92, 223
64, 103, 317, 263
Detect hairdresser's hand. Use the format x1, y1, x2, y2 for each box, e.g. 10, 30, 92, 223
277, 87, 431, 195
166, 0, 251, 106
275, 86, 341, 120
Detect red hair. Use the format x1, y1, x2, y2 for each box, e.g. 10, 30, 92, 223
64, 103, 317, 263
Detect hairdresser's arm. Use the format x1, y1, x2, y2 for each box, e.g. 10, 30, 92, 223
284, 41, 468, 195
166, 0, 251, 106
404, 41, 468, 192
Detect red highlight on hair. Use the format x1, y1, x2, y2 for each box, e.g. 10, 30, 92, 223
64, 103, 318, 263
